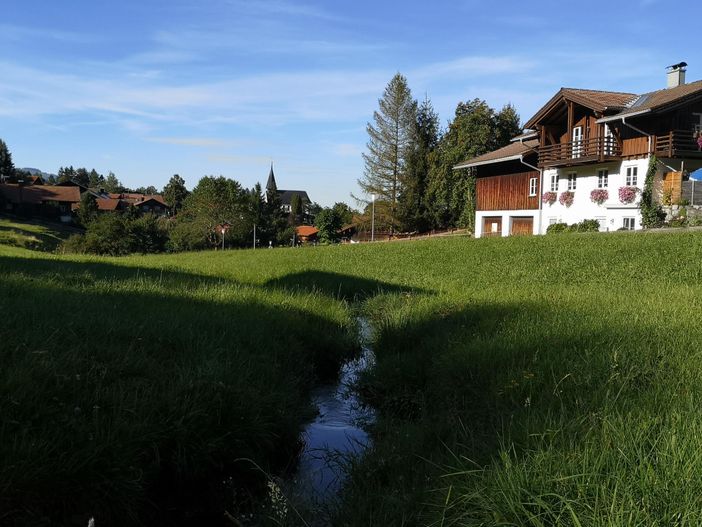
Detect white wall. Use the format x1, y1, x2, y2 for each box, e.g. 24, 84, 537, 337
539, 157, 651, 233
474, 157, 654, 238
475, 209, 539, 237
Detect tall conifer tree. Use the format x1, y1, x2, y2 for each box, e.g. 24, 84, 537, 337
359, 73, 417, 235
398, 96, 440, 232
0, 139, 15, 181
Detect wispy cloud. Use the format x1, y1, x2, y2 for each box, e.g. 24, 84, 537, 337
223, 0, 342, 21
0, 23, 98, 44
148, 137, 247, 148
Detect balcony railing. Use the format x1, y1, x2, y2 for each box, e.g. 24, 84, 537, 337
654, 130, 702, 158
539, 136, 621, 167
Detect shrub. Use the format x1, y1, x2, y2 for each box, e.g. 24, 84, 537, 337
569, 219, 600, 232
667, 217, 688, 228
63, 213, 168, 256
541, 192, 557, 205
546, 222, 568, 234
618, 186, 639, 204
558, 191, 574, 207
590, 189, 608, 205
640, 156, 665, 228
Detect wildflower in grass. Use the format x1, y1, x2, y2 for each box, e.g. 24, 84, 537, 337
559, 191, 575, 207
590, 189, 609, 205
267, 480, 288, 520
618, 186, 639, 204
542, 191, 557, 205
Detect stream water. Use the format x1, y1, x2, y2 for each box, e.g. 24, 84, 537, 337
287, 317, 376, 505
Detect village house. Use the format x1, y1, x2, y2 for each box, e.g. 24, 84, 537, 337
0, 178, 168, 223
457, 63, 702, 237
0, 184, 80, 222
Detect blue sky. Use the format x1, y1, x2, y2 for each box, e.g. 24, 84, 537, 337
1, 0, 697, 205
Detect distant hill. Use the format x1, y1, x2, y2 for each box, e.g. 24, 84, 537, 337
20, 167, 57, 180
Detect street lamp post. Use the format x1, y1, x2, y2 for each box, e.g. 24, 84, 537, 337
371, 194, 375, 242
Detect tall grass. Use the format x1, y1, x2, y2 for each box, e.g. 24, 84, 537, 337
4, 230, 702, 525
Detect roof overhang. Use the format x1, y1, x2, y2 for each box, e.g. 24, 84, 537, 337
454, 154, 525, 170
596, 108, 651, 123
510, 131, 538, 142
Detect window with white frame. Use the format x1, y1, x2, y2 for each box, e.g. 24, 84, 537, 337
529, 177, 537, 196
603, 124, 614, 156
623, 217, 635, 230
597, 169, 609, 188
572, 126, 583, 158
550, 174, 558, 192
626, 166, 638, 186
567, 173, 577, 190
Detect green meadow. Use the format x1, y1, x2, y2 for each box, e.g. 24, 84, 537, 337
3, 228, 702, 525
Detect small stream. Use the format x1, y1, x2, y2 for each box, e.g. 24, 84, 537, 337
286, 317, 376, 505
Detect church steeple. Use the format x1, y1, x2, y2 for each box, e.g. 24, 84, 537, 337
266, 163, 277, 193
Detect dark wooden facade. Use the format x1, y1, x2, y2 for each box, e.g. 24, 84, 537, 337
476, 170, 540, 211
536, 95, 702, 168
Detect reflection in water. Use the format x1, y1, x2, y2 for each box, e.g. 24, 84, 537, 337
290, 318, 375, 503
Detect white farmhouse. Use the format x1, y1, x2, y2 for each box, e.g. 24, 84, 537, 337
456, 64, 702, 237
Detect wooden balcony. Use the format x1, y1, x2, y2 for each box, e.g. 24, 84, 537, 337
654, 130, 702, 158
538, 137, 621, 168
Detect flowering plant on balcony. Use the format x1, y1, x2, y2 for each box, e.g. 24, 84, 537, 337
559, 191, 575, 207
618, 186, 639, 204
590, 189, 609, 205
541, 191, 557, 205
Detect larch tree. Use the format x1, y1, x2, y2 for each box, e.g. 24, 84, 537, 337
359, 73, 417, 235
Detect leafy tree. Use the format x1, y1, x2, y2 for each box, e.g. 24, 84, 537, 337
426, 100, 521, 230
331, 202, 356, 226
162, 174, 189, 213
307, 201, 323, 220
398, 96, 440, 232
64, 213, 168, 255
176, 176, 248, 248
77, 192, 99, 227
126, 214, 168, 253
315, 207, 343, 243
0, 139, 15, 181
359, 73, 417, 235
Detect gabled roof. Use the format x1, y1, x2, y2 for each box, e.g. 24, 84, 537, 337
279, 190, 310, 205
453, 140, 539, 170
0, 184, 81, 204
296, 225, 319, 237
134, 196, 166, 207
96, 198, 121, 211
524, 88, 637, 129
600, 79, 702, 122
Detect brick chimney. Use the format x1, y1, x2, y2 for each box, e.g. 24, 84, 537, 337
667, 62, 687, 88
